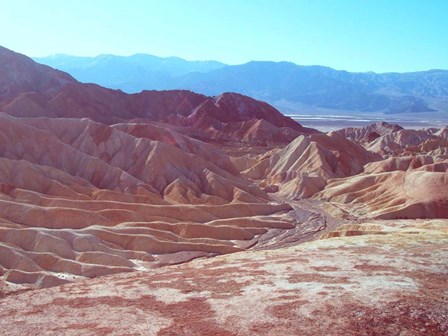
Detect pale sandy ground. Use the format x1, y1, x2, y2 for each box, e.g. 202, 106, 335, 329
292, 116, 447, 133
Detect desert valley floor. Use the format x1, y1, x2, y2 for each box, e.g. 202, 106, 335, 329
0, 46, 447, 335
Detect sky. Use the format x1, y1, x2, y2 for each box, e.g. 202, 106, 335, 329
1, 0, 447, 73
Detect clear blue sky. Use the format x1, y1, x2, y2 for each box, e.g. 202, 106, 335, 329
1, 0, 447, 72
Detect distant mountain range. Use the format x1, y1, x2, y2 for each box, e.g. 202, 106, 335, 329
33, 54, 226, 93
34, 54, 448, 114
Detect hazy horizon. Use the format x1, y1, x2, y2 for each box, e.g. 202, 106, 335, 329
2, 0, 447, 73
33, 51, 448, 74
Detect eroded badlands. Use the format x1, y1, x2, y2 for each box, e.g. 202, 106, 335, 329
0, 46, 447, 335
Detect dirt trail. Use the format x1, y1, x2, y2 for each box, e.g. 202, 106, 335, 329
253, 197, 345, 250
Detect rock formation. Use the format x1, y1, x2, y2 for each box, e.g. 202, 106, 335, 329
318, 169, 448, 219
317, 125, 448, 220
0, 112, 298, 291
0, 47, 305, 291
243, 132, 381, 199
335, 121, 403, 144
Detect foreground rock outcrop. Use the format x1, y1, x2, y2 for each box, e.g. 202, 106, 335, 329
1, 219, 447, 335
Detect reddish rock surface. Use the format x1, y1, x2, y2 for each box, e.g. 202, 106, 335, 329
242, 132, 381, 199
316, 126, 448, 219
0, 113, 298, 291
335, 121, 403, 144
1, 219, 447, 335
